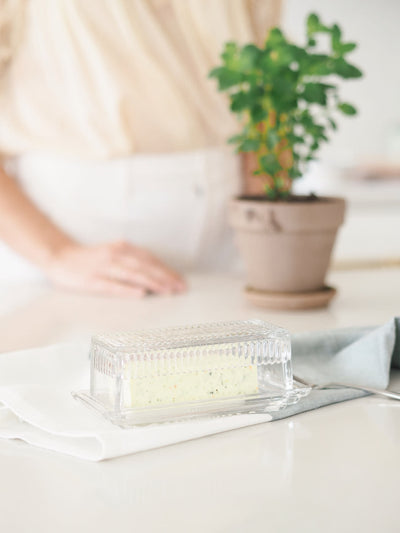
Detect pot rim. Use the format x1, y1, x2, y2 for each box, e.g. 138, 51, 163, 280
232, 195, 345, 206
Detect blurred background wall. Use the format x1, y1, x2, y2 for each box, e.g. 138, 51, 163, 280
283, 0, 400, 165
282, 0, 400, 265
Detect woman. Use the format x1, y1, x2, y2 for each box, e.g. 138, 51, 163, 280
0, 0, 281, 296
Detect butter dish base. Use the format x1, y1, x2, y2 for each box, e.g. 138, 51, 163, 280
73, 382, 310, 427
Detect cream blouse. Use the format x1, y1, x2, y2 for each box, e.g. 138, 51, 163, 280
0, 0, 280, 159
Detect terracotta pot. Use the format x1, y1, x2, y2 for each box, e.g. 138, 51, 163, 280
229, 196, 346, 293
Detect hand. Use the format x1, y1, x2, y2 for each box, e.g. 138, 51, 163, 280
45, 241, 187, 297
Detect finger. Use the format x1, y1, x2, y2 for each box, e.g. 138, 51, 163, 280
88, 277, 146, 298
109, 242, 186, 292
122, 250, 186, 291
105, 263, 173, 294
148, 259, 187, 289
123, 245, 186, 288
122, 258, 186, 293
146, 262, 187, 292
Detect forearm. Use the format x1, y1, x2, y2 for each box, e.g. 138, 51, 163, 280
0, 165, 74, 269
0, 165, 185, 296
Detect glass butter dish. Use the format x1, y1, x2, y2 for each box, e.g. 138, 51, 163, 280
73, 320, 310, 427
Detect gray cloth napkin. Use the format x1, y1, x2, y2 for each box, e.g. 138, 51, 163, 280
272, 317, 400, 421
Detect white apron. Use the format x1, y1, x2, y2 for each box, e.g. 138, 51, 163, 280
0, 148, 241, 281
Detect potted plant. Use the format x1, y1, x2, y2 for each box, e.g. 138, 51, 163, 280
209, 13, 362, 310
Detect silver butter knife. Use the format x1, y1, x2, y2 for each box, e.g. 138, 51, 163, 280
293, 375, 400, 401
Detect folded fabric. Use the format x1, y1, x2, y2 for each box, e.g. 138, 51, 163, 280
274, 317, 400, 421
0, 318, 398, 461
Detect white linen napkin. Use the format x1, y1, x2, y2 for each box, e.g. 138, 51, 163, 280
0, 342, 272, 461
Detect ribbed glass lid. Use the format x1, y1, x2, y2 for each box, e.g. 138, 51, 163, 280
92, 319, 289, 353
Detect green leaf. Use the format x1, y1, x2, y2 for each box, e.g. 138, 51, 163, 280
271, 75, 299, 112
331, 23, 342, 53
340, 42, 357, 54
287, 44, 308, 62
250, 104, 268, 123
306, 13, 330, 35
334, 58, 363, 78
260, 154, 282, 176
300, 54, 335, 76
265, 27, 285, 47
230, 86, 264, 112
230, 91, 249, 112
310, 141, 319, 151
208, 67, 243, 90
239, 44, 261, 70
270, 44, 294, 68
208, 67, 221, 79
307, 123, 326, 139
264, 186, 278, 200
333, 37, 357, 56
328, 118, 337, 130
288, 167, 302, 179
266, 129, 280, 150
227, 133, 244, 144
297, 109, 315, 129
307, 13, 320, 36
220, 42, 239, 68
338, 102, 357, 115
331, 24, 342, 41
301, 82, 329, 105
237, 139, 261, 152
287, 133, 305, 145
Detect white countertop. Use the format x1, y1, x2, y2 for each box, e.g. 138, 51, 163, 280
0, 269, 399, 533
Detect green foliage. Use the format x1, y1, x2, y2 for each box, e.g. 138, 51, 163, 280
209, 13, 363, 199
338, 102, 357, 115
